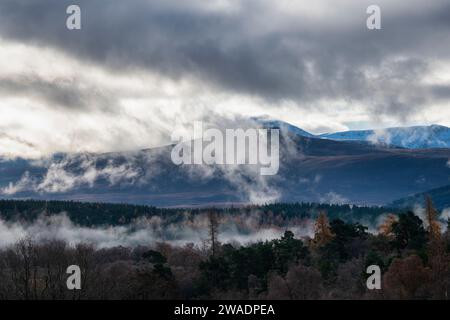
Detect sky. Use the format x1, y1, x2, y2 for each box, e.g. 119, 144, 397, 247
0, 0, 450, 159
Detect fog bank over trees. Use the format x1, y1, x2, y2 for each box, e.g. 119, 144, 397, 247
0, 197, 450, 300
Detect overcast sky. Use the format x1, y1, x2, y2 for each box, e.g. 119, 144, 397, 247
0, 0, 449, 158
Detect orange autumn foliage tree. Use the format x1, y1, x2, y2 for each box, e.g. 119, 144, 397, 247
383, 255, 431, 299
378, 214, 398, 238
424, 196, 449, 299
313, 211, 334, 247
425, 195, 441, 240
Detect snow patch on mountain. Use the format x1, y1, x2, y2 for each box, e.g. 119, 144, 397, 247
321, 124, 450, 149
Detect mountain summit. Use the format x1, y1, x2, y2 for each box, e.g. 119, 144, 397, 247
256, 118, 450, 149
320, 124, 450, 149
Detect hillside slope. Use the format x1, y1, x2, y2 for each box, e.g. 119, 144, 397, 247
391, 185, 450, 209
1, 133, 449, 207
320, 124, 450, 149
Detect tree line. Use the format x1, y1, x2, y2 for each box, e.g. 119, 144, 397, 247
0, 197, 448, 299
0, 199, 397, 226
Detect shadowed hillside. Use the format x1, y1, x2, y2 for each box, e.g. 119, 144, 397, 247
1, 133, 449, 207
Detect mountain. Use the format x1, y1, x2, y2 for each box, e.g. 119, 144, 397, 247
256, 118, 450, 149
391, 185, 450, 210
320, 124, 450, 149
1, 131, 449, 207
254, 118, 315, 138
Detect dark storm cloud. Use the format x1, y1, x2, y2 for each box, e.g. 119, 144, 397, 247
0, 75, 114, 111
0, 132, 36, 149
0, 0, 449, 117
432, 85, 450, 100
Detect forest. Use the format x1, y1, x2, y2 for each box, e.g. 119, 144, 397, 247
0, 197, 448, 299
0, 199, 397, 226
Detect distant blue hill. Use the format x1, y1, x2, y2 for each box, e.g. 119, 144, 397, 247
391, 184, 450, 210
320, 124, 450, 149
253, 118, 450, 149
255, 118, 450, 149
253, 118, 316, 138
1, 131, 450, 207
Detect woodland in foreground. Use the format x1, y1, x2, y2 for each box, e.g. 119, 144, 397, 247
0, 197, 449, 300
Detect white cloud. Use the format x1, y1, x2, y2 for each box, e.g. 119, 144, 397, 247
0, 154, 145, 195
319, 192, 349, 205
0, 211, 315, 248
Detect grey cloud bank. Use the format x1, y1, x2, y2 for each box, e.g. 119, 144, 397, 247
0, 0, 449, 157
1, 1, 449, 106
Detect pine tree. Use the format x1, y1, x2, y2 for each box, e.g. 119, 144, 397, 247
207, 212, 220, 256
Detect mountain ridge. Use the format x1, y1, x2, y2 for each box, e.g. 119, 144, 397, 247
391, 184, 450, 210
1, 132, 449, 207
320, 124, 450, 149
254, 118, 450, 149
